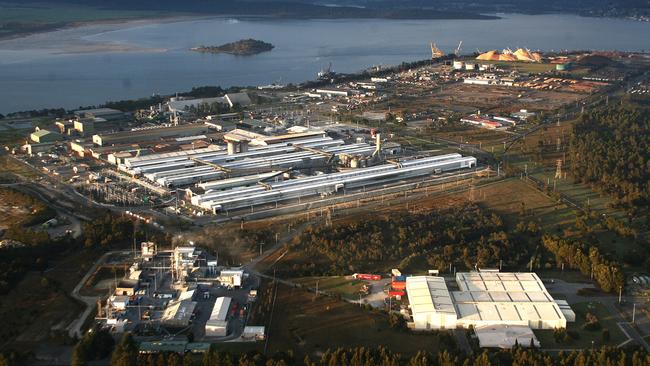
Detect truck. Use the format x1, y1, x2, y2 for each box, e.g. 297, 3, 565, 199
352, 273, 381, 281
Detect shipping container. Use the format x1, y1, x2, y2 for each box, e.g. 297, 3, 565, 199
388, 291, 405, 297
392, 281, 406, 290
393, 275, 407, 282
353, 273, 381, 281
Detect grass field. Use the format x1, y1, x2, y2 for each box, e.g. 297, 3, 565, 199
267, 284, 443, 357
503, 119, 647, 265
535, 301, 627, 349
0, 154, 40, 181
292, 276, 367, 300
460, 178, 575, 231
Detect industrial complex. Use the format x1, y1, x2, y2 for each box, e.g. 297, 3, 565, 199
405, 272, 575, 348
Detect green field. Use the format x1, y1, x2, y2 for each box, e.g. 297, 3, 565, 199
292, 276, 368, 300
535, 301, 627, 349
267, 284, 445, 357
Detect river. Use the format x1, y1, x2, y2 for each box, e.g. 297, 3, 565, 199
1, 14, 649, 113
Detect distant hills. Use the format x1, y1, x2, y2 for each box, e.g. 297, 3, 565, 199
8, 0, 650, 18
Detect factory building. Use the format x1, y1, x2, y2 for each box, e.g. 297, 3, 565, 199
30, 129, 62, 143
406, 272, 574, 347
74, 108, 125, 121
93, 124, 210, 146
192, 153, 477, 213
167, 93, 251, 113
205, 297, 231, 337
162, 299, 197, 328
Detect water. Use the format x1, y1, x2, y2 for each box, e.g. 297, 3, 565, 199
1, 14, 649, 113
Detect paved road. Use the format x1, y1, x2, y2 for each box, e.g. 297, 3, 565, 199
67, 250, 122, 338
544, 278, 650, 352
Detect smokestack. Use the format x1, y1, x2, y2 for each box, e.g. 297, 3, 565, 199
375, 133, 381, 155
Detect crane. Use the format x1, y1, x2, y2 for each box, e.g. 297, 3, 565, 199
257, 167, 294, 190
189, 157, 232, 173
455, 41, 463, 56
430, 42, 444, 59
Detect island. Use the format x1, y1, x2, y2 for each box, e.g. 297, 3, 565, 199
191, 39, 274, 56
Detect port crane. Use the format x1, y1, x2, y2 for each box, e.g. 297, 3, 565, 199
454, 41, 463, 56
430, 42, 444, 59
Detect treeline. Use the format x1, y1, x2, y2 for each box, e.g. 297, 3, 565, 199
0, 187, 60, 293
82, 211, 172, 249
0, 107, 66, 119
0, 240, 70, 294
569, 103, 650, 211
541, 235, 624, 292
71, 325, 115, 366
283, 205, 532, 276
9, 1, 498, 20
65, 332, 650, 366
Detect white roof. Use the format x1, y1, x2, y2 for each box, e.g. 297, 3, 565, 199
162, 300, 197, 322
406, 276, 456, 317
168, 97, 227, 112
220, 270, 244, 276
207, 297, 232, 326
453, 272, 567, 325
475, 324, 540, 348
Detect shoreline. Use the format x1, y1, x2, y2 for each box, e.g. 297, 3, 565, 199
0, 12, 500, 44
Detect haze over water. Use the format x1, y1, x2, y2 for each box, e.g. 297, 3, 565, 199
1, 13, 649, 113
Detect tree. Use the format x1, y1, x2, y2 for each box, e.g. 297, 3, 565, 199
111, 333, 138, 366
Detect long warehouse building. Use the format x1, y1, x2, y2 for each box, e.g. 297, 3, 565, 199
192, 153, 476, 213
205, 297, 232, 337
120, 136, 377, 187
405, 272, 575, 332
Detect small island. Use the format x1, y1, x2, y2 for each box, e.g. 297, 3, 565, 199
191, 39, 274, 56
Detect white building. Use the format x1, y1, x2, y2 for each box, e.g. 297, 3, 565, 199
406, 272, 574, 337
205, 297, 231, 337
220, 270, 244, 288
109, 295, 130, 310
405, 276, 457, 330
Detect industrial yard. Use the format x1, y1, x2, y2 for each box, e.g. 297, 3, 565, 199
1, 47, 649, 364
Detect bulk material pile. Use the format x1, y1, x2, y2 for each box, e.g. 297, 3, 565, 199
192, 153, 477, 214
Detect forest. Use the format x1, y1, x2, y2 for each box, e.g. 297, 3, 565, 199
541, 235, 624, 293
569, 103, 650, 212
282, 205, 534, 277
56, 331, 650, 366
0, 188, 58, 293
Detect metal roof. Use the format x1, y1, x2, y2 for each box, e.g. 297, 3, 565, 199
405, 276, 456, 316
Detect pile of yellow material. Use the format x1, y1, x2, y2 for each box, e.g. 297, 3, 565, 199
476, 48, 542, 62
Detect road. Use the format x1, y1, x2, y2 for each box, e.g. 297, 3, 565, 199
545, 279, 650, 352
67, 250, 122, 338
